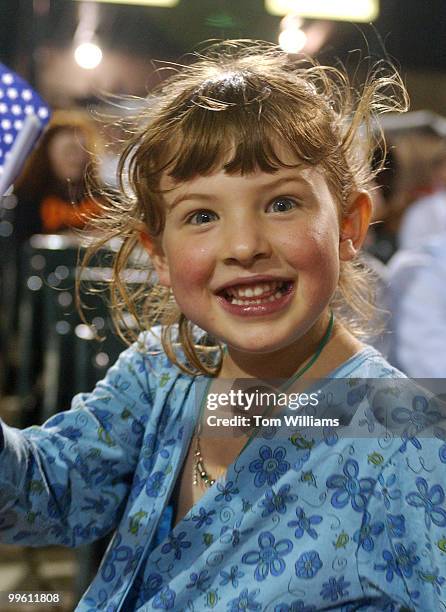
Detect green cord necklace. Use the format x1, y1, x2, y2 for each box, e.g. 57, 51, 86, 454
193, 311, 335, 488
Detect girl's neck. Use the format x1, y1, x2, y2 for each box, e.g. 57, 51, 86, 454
218, 318, 364, 382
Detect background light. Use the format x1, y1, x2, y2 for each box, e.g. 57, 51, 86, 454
74, 42, 103, 70
279, 28, 307, 53
279, 16, 308, 54
266, 0, 379, 22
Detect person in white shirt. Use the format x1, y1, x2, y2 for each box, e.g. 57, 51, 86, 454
387, 232, 446, 376
398, 189, 446, 249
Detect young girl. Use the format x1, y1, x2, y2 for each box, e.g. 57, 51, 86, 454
1, 42, 445, 611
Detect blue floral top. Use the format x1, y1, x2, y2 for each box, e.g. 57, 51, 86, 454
0, 334, 445, 611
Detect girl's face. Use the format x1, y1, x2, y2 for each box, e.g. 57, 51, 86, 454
151, 154, 365, 362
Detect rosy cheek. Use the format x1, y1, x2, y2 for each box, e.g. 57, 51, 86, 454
281, 228, 327, 264
282, 228, 339, 287
169, 245, 212, 288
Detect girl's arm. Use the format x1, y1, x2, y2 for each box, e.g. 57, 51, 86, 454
0, 342, 152, 548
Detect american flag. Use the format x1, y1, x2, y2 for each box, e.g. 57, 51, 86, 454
0, 63, 51, 195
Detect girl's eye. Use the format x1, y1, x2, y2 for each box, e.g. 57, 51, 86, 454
187, 210, 218, 225
267, 197, 298, 213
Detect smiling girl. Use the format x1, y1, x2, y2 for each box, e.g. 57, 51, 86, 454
1, 42, 445, 611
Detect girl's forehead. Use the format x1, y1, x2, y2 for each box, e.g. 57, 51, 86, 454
159, 141, 310, 193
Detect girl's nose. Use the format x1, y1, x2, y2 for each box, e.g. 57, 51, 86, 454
221, 219, 272, 266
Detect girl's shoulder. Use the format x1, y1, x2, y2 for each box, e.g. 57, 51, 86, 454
328, 344, 406, 379
127, 326, 194, 381
91, 326, 196, 410
327, 346, 445, 450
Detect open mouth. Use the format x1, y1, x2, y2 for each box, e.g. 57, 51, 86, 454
219, 280, 294, 306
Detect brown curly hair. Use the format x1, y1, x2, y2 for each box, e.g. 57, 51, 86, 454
82, 40, 408, 376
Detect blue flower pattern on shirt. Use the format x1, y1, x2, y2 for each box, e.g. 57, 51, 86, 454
352, 510, 384, 551
326, 458, 375, 512
0, 339, 445, 610
320, 575, 351, 601
242, 531, 293, 581
295, 550, 323, 579
259, 484, 297, 517
287, 506, 323, 540
249, 445, 290, 487
406, 477, 446, 528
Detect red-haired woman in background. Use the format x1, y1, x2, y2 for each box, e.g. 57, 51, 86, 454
13, 109, 102, 242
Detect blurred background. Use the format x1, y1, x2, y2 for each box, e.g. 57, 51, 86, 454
1, 1, 446, 610
2, 0, 446, 111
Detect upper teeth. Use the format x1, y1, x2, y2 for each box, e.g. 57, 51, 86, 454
226, 281, 284, 299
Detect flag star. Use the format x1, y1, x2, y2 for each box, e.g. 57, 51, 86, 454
0, 63, 51, 173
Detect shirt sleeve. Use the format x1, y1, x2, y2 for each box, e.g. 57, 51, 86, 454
0, 341, 154, 548
357, 436, 446, 609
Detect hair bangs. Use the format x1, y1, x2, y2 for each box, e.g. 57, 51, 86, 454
166, 113, 294, 183
157, 99, 333, 184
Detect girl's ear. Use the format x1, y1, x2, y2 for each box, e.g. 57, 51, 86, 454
139, 230, 171, 287
339, 191, 372, 261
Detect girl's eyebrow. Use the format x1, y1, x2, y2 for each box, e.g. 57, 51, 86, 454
168, 174, 310, 211
262, 175, 311, 191
168, 192, 214, 211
